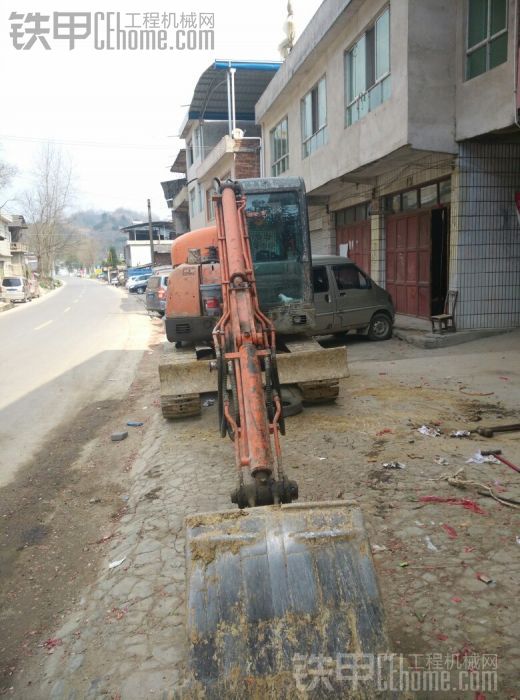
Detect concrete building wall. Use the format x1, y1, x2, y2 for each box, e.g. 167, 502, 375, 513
450, 141, 520, 329
124, 243, 152, 268
407, 0, 457, 153
308, 206, 336, 255
455, 0, 518, 141
258, 0, 461, 200
259, 0, 410, 193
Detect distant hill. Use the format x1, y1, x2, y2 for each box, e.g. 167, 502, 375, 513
68, 207, 148, 254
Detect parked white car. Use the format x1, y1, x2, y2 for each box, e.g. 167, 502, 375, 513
1, 276, 31, 303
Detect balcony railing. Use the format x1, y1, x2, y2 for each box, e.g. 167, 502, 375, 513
11, 242, 28, 253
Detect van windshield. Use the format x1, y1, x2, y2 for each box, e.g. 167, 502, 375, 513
2, 278, 22, 287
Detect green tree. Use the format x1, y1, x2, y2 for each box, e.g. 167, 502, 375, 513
107, 246, 118, 267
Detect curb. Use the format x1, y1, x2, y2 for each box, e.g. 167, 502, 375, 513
393, 327, 513, 349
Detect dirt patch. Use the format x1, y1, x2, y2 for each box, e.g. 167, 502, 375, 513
0, 340, 161, 693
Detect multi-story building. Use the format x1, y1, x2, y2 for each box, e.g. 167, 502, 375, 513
121, 221, 175, 268
0, 211, 13, 277
161, 177, 189, 235
8, 215, 29, 275
256, 0, 520, 330
169, 60, 281, 231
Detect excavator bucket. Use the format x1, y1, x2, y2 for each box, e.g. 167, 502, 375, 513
185, 501, 395, 699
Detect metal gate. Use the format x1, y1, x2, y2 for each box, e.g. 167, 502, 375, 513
336, 221, 371, 272
385, 212, 431, 318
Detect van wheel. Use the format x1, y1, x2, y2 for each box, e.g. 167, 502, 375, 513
368, 313, 392, 341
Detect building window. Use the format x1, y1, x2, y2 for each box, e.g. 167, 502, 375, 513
466, 0, 508, 79
189, 187, 196, 216
189, 125, 203, 164
383, 180, 451, 213
336, 203, 369, 226
301, 77, 327, 158
270, 117, 289, 175
345, 7, 391, 126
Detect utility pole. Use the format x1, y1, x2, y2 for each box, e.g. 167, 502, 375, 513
147, 198, 154, 267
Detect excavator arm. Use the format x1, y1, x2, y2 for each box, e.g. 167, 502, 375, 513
212, 180, 297, 508
184, 181, 393, 698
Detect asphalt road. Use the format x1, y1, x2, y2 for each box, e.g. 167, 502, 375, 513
0, 277, 151, 487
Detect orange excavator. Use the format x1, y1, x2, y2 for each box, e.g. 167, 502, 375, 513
158, 176, 349, 419
184, 181, 391, 697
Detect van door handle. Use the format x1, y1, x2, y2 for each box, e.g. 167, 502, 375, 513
325, 293, 331, 303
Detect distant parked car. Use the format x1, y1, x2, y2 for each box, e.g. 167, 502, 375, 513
145, 269, 172, 316
1, 276, 31, 303
125, 274, 147, 290
128, 273, 152, 294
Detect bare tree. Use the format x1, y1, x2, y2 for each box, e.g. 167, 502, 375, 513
23, 144, 74, 278
0, 160, 17, 194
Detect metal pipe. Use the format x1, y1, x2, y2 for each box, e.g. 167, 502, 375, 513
147, 198, 154, 267
226, 70, 232, 136
230, 67, 236, 133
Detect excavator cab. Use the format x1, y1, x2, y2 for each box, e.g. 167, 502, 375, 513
242, 177, 315, 333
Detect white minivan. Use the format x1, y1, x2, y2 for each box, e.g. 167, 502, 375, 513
1, 276, 31, 303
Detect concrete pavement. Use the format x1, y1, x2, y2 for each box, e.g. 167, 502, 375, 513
11, 326, 519, 699
0, 277, 151, 487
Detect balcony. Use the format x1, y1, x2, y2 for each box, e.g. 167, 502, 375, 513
195, 136, 261, 181
11, 242, 28, 253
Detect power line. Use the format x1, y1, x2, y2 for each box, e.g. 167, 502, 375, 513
0, 134, 174, 150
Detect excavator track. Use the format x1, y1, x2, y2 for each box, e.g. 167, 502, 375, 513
299, 379, 340, 403
160, 393, 201, 418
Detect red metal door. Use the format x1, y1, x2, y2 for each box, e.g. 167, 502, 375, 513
386, 212, 431, 318
336, 221, 371, 273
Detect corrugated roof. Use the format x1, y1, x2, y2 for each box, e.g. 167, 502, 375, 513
184, 60, 281, 127
170, 149, 187, 173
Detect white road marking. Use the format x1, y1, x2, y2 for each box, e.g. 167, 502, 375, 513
73, 299, 79, 304
34, 320, 53, 330
64, 306, 71, 313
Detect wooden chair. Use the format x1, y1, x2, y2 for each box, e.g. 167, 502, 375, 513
431, 290, 458, 333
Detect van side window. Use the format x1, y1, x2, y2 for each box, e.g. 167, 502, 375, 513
333, 265, 360, 290
333, 265, 371, 290
312, 266, 329, 293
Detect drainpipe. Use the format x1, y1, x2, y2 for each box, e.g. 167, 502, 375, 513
515, 0, 520, 129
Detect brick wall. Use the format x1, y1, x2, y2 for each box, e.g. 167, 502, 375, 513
234, 148, 261, 179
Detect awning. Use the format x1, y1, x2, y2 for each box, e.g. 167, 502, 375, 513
185, 60, 281, 124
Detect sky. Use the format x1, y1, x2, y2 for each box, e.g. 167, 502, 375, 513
0, 0, 321, 219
